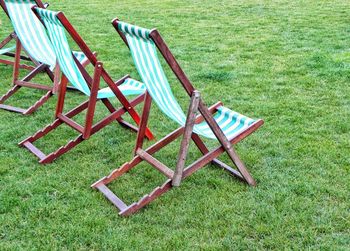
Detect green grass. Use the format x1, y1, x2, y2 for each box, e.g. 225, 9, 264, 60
0, 0, 349, 250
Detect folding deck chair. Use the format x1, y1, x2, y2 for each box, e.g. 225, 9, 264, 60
0, 0, 89, 115
19, 8, 154, 164
91, 19, 264, 216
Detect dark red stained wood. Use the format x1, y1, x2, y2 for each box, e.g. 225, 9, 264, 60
92, 127, 185, 188
172, 90, 200, 186
55, 10, 153, 133
134, 91, 152, 153
183, 120, 264, 179
95, 184, 128, 211
55, 74, 68, 117
83, 62, 102, 139
0, 33, 13, 48
22, 141, 46, 161
57, 114, 84, 133
0, 104, 26, 114
92, 19, 265, 216
0, 58, 34, 71
136, 149, 174, 179
15, 80, 52, 91
20, 10, 154, 164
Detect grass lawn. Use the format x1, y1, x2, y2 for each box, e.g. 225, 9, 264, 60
0, 0, 349, 249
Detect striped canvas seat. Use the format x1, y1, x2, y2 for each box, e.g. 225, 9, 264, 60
35, 8, 146, 98
4, 0, 87, 69
117, 21, 256, 140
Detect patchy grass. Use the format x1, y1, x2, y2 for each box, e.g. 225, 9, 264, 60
0, 0, 349, 250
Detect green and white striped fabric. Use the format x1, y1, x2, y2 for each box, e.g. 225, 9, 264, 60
117, 21, 256, 140
0, 45, 16, 55
4, 0, 87, 69
35, 8, 146, 98
5, 0, 56, 67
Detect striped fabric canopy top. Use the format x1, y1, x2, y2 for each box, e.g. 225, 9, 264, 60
4, 0, 87, 70
117, 21, 256, 140
35, 8, 146, 98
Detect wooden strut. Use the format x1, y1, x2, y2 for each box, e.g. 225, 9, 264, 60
19, 79, 151, 164
0, 32, 35, 70
172, 90, 201, 186
91, 19, 264, 216
92, 100, 263, 216
0, 42, 92, 115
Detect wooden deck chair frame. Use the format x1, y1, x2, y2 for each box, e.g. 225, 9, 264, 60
91, 19, 264, 216
0, 0, 87, 115
19, 10, 154, 164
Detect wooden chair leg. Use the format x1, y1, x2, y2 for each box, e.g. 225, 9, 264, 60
191, 133, 245, 182
12, 38, 22, 83
55, 75, 69, 117
134, 91, 152, 154
83, 62, 102, 139
52, 63, 61, 94
172, 91, 201, 186
197, 101, 257, 186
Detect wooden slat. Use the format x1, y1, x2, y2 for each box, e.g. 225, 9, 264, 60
57, 114, 84, 133
212, 159, 244, 180
136, 149, 174, 179
3, 52, 32, 61
0, 104, 26, 114
96, 184, 128, 211
22, 141, 46, 160
15, 80, 52, 91
0, 59, 34, 70
173, 91, 200, 186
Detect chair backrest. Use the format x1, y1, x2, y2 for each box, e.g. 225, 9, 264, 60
3, 0, 56, 67
115, 21, 258, 140
34, 8, 91, 95
116, 21, 187, 126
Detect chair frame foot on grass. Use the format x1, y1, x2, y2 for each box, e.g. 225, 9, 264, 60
19, 9, 154, 164
92, 19, 264, 216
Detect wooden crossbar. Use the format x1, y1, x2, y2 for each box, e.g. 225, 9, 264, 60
136, 149, 174, 179
57, 114, 84, 133
15, 80, 52, 91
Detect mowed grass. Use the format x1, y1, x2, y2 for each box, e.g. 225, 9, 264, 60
0, 0, 349, 249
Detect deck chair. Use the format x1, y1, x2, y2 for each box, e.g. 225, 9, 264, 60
0, 0, 89, 115
91, 19, 264, 216
19, 8, 154, 164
